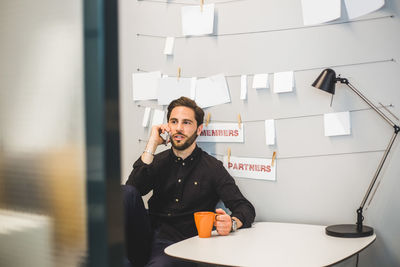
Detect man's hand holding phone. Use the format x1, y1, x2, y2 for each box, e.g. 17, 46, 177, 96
149, 124, 171, 146
142, 124, 171, 164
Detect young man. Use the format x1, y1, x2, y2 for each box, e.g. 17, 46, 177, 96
124, 97, 255, 267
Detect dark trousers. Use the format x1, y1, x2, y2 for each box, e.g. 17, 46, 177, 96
123, 185, 197, 267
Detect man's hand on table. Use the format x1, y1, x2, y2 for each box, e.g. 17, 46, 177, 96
214, 208, 243, 236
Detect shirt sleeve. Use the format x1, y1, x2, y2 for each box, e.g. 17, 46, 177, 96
125, 157, 156, 196
214, 161, 256, 228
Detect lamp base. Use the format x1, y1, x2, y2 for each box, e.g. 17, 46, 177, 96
326, 224, 374, 238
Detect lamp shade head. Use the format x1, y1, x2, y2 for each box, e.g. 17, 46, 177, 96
312, 68, 337, 95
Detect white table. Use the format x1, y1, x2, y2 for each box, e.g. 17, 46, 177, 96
0, 210, 53, 267
165, 222, 376, 267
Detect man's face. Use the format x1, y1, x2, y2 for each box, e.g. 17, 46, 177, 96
168, 106, 203, 151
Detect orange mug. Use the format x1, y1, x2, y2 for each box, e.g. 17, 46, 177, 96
194, 211, 217, 238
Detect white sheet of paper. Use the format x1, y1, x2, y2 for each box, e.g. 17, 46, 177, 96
265, 119, 276, 145
163, 37, 175, 55
157, 77, 197, 105
344, 0, 384, 19
151, 109, 165, 126
240, 75, 247, 100
142, 107, 151, 127
301, 0, 341, 25
162, 74, 169, 78
195, 74, 231, 108
132, 71, 161, 101
223, 156, 276, 181
197, 123, 244, 143
273, 71, 294, 93
181, 4, 214, 36
252, 74, 270, 89
324, 111, 351, 136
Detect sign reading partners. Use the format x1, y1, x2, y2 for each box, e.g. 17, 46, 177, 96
197, 123, 244, 143
223, 156, 276, 181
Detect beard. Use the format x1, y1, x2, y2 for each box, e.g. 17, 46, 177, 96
171, 130, 198, 151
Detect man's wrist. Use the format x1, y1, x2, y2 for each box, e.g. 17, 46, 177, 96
141, 142, 158, 164
143, 149, 155, 156
144, 141, 158, 155
231, 217, 243, 229
231, 218, 237, 232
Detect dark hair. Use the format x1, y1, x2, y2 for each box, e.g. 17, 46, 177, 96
167, 97, 204, 126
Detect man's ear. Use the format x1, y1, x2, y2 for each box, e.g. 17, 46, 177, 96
196, 124, 204, 136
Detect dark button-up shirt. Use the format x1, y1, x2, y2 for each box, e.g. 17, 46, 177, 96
126, 146, 256, 242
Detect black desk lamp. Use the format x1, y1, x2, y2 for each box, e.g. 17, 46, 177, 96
312, 68, 400, 238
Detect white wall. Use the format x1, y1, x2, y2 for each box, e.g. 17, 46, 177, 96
119, 1, 400, 266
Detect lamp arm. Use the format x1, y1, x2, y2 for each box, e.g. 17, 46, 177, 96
359, 130, 399, 210
343, 81, 400, 208
356, 130, 399, 230
338, 80, 400, 229
342, 80, 397, 127
336, 76, 400, 231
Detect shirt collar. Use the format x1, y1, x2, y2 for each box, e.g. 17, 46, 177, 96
169, 145, 202, 164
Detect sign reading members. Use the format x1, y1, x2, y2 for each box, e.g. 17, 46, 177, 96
197, 123, 244, 143
223, 156, 276, 181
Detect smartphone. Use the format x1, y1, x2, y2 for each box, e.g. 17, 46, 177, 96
160, 131, 170, 146
164, 132, 170, 146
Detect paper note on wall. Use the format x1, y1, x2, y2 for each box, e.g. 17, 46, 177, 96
240, 75, 247, 100
265, 119, 276, 145
301, 0, 341, 25
223, 156, 276, 181
132, 71, 161, 101
195, 74, 231, 108
197, 123, 244, 143
142, 107, 151, 127
151, 109, 165, 126
164, 37, 175, 55
181, 4, 214, 36
324, 111, 351, 136
252, 74, 270, 89
344, 0, 384, 19
157, 77, 197, 105
273, 71, 294, 93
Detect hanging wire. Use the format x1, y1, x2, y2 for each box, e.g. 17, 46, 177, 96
203, 105, 395, 123
136, 15, 394, 39
137, 0, 246, 5
208, 149, 386, 161
136, 58, 396, 78
136, 104, 395, 123
136, 137, 386, 161
136, 103, 393, 160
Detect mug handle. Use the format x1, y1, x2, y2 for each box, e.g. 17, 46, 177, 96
213, 213, 219, 223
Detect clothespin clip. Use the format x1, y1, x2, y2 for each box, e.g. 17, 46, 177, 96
205, 113, 211, 127
227, 148, 231, 164
200, 0, 204, 12
271, 151, 276, 167
237, 114, 242, 129
177, 67, 181, 81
